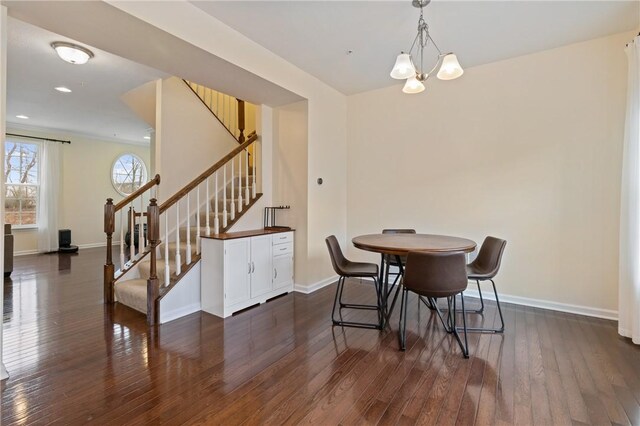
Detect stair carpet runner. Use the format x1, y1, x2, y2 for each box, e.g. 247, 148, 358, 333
115, 176, 254, 314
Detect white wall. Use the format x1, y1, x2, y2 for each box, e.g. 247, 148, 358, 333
347, 32, 632, 314
7, 127, 150, 254
273, 101, 309, 285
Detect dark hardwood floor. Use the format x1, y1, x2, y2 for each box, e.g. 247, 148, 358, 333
2, 248, 640, 425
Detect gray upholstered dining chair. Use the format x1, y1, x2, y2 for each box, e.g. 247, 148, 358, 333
463, 236, 507, 333
400, 251, 470, 358
325, 235, 382, 329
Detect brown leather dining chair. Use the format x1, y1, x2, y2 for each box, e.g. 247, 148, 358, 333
325, 235, 382, 329
463, 236, 507, 333
400, 251, 470, 358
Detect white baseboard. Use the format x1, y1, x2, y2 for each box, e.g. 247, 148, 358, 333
462, 288, 618, 321
318, 276, 617, 321
160, 302, 201, 324
0, 363, 8, 381
77, 242, 108, 249
14, 241, 120, 256
294, 275, 338, 294
14, 249, 38, 256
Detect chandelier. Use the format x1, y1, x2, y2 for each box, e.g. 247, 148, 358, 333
390, 0, 463, 94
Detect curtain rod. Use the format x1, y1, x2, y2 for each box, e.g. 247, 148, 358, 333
5, 133, 71, 144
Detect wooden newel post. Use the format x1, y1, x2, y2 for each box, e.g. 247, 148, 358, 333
104, 198, 115, 304
237, 99, 245, 143
146, 198, 160, 326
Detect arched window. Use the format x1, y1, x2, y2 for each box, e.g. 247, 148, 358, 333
111, 154, 147, 196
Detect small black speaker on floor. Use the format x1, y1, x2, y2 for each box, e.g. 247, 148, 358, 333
58, 229, 78, 253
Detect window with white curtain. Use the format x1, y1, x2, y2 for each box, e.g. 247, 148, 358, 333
4, 140, 39, 228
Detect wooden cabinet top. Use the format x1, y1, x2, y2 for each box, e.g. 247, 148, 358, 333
202, 228, 294, 241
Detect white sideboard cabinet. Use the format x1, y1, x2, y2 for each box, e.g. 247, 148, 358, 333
201, 229, 294, 318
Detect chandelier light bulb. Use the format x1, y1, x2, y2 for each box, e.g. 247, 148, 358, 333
402, 75, 425, 94
390, 53, 416, 80
436, 53, 464, 80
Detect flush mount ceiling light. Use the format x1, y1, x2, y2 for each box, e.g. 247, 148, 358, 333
16, 115, 29, 119
390, 0, 464, 94
51, 41, 94, 65
54, 86, 72, 93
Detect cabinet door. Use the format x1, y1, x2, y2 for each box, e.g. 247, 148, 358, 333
224, 239, 250, 306
273, 255, 293, 290
250, 235, 273, 298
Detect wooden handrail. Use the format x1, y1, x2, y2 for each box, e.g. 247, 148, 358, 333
159, 133, 257, 213
115, 174, 161, 211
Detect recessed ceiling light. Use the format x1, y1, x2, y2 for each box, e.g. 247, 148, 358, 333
51, 41, 94, 65
55, 86, 72, 93
143, 136, 151, 140
16, 115, 29, 119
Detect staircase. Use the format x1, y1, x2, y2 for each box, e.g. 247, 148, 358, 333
103, 82, 262, 325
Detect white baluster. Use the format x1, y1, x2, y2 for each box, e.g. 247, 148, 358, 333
164, 214, 170, 286
237, 154, 243, 213
214, 172, 220, 234
130, 202, 135, 260
196, 185, 201, 254
175, 201, 182, 275
222, 164, 228, 228
186, 192, 192, 265
245, 149, 250, 204
206, 176, 211, 235
230, 155, 236, 220
120, 209, 125, 268
252, 142, 257, 198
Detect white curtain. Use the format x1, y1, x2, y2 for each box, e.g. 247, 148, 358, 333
619, 35, 640, 343
37, 142, 61, 253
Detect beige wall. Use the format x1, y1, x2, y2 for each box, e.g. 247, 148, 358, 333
156, 76, 238, 199
347, 32, 632, 313
8, 127, 150, 254
273, 101, 309, 285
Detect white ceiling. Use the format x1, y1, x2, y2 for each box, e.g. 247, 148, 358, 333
6, 17, 167, 144
194, 1, 640, 95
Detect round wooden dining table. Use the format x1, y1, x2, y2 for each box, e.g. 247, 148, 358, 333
352, 233, 476, 328
352, 233, 476, 256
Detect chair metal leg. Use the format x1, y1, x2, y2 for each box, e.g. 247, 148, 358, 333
432, 296, 454, 334
383, 280, 402, 329
453, 279, 484, 314
419, 295, 437, 311
398, 287, 408, 351
331, 276, 382, 330
331, 276, 344, 323
452, 293, 470, 358
339, 276, 379, 311
454, 279, 505, 334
